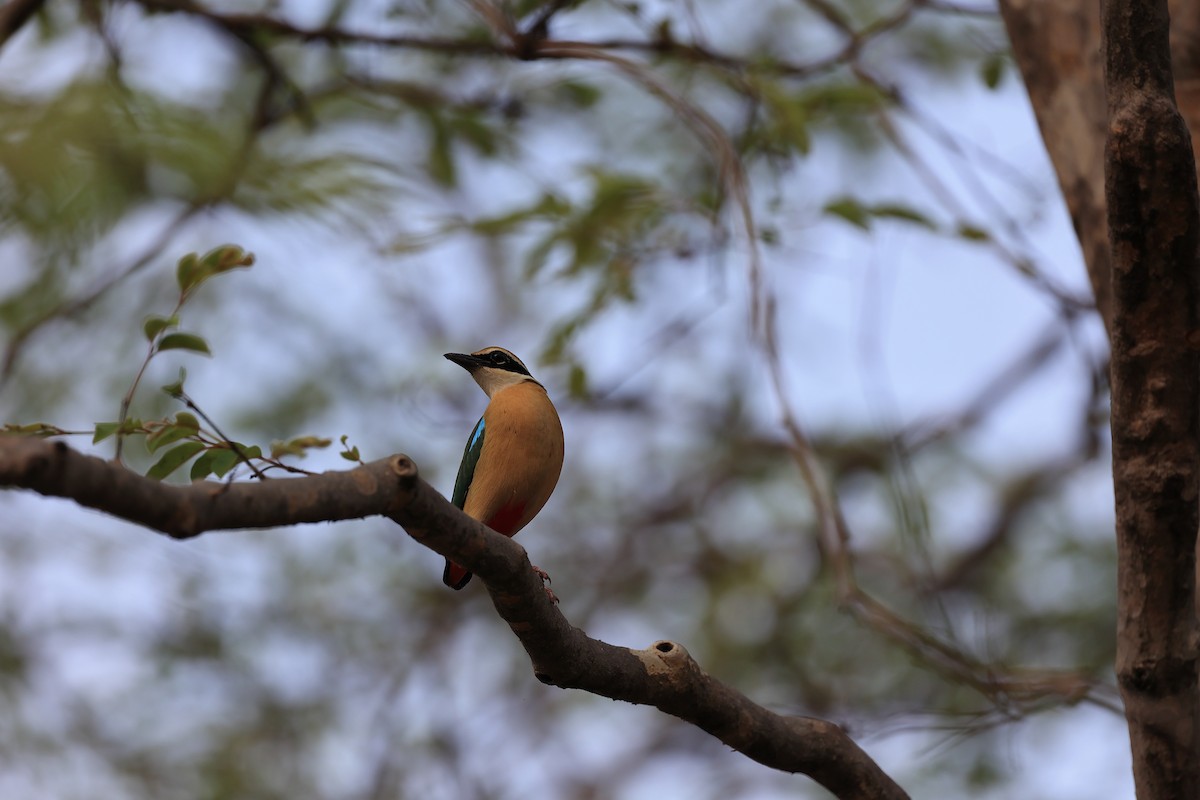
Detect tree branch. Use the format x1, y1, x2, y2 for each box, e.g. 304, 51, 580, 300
1102, 0, 1200, 796
998, 0, 1112, 332
129, 0, 977, 83
0, 0, 46, 49
0, 436, 908, 800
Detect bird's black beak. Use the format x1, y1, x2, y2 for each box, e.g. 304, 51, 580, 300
445, 352, 483, 371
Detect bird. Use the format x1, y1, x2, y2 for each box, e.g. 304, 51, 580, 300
442, 346, 564, 591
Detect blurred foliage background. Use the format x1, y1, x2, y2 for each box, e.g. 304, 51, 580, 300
0, 1, 1121, 798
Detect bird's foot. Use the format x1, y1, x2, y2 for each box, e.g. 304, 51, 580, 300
532, 564, 558, 604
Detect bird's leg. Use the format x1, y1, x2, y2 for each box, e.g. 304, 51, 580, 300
532, 564, 558, 604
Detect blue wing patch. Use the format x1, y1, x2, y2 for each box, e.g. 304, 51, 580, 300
451, 416, 485, 509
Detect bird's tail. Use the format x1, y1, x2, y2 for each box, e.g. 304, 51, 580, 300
443, 559, 473, 590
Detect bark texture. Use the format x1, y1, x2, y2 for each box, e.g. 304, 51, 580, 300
0, 436, 909, 800
1004, 2, 1200, 796
1104, 1, 1200, 797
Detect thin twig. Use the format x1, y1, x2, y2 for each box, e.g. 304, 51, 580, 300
177, 391, 267, 480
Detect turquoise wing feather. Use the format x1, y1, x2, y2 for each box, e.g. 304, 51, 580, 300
451, 416, 485, 509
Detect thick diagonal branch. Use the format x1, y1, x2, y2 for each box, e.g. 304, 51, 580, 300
0, 436, 907, 800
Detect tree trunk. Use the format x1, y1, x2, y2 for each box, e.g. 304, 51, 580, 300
1003, 1, 1200, 797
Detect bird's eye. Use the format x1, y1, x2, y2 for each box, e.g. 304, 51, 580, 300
490, 352, 508, 365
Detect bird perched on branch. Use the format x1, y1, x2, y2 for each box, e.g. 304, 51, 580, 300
442, 346, 564, 591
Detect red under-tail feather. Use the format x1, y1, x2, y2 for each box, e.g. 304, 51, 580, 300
441, 503, 526, 590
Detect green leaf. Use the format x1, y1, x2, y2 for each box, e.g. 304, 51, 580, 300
146, 424, 193, 453
338, 435, 360, 462
177, 245, 254, 295
93, 422, 120, 444
523, 231, 561, 278
271, 435, 333, 459
199, 244, 255, 274
0, 79, 153, 251
758, 82, 812, 156
451, 111, 500, 157
513, 0, 546, 17
567, 363, 588, 399
156, 333, 211, 356
142, 315, 179, 341
824, 198, 871, 230
93, 418, 142, 443
189, 447, 244, 480
525, 170, 663, 280
980, 54, 1006, 90
425, 114, 455, 186
540, 317, 583, 364
869, 204, 937, 230
800, 81, 889, 115
146, 441, 206, 481
557, 80, 602, 108
206, 448, 242, 478
189, 449, 219, 480
471, 192, 570, 237
174, 411, 199, 429
234, 443, 262, 460
956, 222, 991, 242
161, 368, 187, 398
189, 443, 254, 480
145, 413, 201, 453
176, 253, 202, 294
825, 199, 939, 232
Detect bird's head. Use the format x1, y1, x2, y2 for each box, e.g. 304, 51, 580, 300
444, 346, 541, 398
